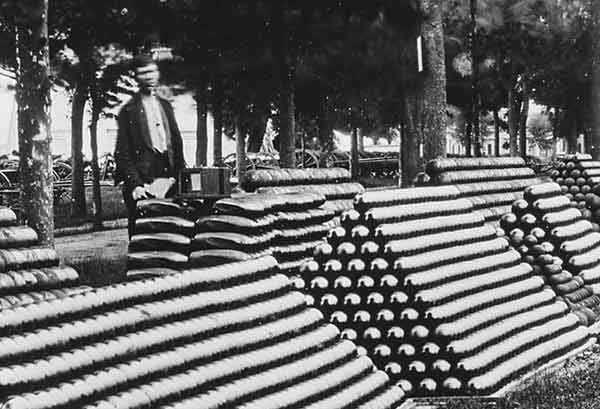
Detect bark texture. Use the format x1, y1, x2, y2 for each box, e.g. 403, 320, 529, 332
15, 0, 54, 246
235, 115, 247, 185
272, 0, 296, 168
89, 108, 103, 229
195, 82, 208, 166
493, 109, 500, 156
508, 80, 519, 156
591, 0, 600, 159
470, 0, 481, 157
70, 80, 87, 217
562, 100, 579, 153
247, 113, 267, 153
419, 0, 447, 161
350, 127, 359, 180
402, 0, 447, 184
519, 78, 529, 157
212, 77, 223, 165
318, 95, 335, 152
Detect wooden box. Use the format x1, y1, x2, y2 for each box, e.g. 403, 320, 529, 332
177, 167, 231, 199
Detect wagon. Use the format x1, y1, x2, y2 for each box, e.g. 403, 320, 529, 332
320, 148, 400, 177
222, 149, 321, 177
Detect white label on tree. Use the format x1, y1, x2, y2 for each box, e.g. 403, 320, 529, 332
417, 36, 423, 72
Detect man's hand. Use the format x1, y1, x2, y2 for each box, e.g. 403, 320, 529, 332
131, 186, 148, 201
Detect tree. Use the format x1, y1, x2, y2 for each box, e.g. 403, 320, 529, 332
89, 49, 132, 228
420, 0, 448, 161
271, 0, 296, 167
4, 0, 54, 245
445, 0, 575, 157
591, 0, 600, 159
166, 0, 275, 164
289, 1, 423, 181
528, 0, 590, 154
402, 0, 447, 185
528, 110, 553, 151
470, 0, 482, 157
165, 0, 422, 171
50, 0, 167, 218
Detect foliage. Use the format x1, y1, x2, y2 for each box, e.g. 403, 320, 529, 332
528, 109, 553, 150
297, 4, 420, 134
161, 1, 422, 150
442, 0, 598, 157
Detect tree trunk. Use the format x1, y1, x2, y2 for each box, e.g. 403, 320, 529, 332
235, 114, 247, 185
71, 80, 87, 218
562, 104, 579, 153
519, 78, 530, 158
357, 128, 364, 152
399, 122, 405, 186
247, 113, 267, 153
591, 0, 600, 159
212, 77, 223, 166
15, 0, 54, 246
402, 100, 420, 186
278, 70, 296, 168
493, 109, 501, 156
470, 0, 482, 158
419, 0, 447, 162
473, 103, 481, 157
272, 0, 296, 168
552, 107, 560, 158
350, 127, 359, 180
89, 109, 103, 229
465, 111, 473, 156
318, 95, 335, 152
194, 82, 208, 166
402, 0, 446, 177
508, 80, 519, 156
583, 127, 591, 154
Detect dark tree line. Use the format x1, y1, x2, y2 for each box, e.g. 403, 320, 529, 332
0, 0, 452, 244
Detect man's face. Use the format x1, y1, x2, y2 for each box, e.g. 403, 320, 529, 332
136, 63, 160, 89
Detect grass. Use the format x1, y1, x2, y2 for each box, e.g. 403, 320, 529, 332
443, 343, 600, 409
55, 226, 130, 287
54, 184, 127, 229
69, 254, 128, 287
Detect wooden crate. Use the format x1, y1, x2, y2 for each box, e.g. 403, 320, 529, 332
177, 167, 231, 199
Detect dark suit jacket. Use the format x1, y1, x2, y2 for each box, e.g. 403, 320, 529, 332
114, 93, 185, 190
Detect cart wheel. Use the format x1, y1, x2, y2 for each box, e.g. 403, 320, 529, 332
53, 161, 72, 181
294, 149, 320, 168
222, 153, 237, 172
322, 150, 350, 169
0, 171, 12, 189
223, 153, 256, 177
321, 151, 337, 168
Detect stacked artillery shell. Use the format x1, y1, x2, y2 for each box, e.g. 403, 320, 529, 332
500, 182, 600, 325
0, 205, 85, 309
0, 257, 406, 409
423, 157, 549, 225
242, 167, 361, 216
193, 192, 335, 274
550, 154, 600, 225
299, 185, 591, 398
127, 199, 198, 274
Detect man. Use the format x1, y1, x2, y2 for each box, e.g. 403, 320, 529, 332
114, 54, 185, 237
